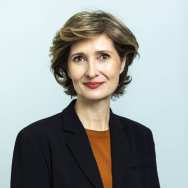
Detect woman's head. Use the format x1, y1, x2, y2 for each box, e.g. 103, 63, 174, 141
50, 10, 139, 100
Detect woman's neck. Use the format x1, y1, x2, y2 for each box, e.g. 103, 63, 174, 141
74, 97, 110, 131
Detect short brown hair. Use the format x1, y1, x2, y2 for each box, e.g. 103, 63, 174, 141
49, 10, 139, 100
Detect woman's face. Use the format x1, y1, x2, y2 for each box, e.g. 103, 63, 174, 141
67, 34, 126, 101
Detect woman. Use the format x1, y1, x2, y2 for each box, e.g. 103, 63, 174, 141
10, 10, 160, 188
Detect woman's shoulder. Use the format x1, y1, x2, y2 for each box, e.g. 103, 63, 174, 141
114, 114, 155, 149
114, 113, 153, 135
16, 111, 64, 141
12, 112, 65, 164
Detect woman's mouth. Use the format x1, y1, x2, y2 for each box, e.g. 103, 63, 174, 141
83, 82, 104, 89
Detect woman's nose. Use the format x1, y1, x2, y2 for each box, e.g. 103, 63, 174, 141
85, 61, 98, 78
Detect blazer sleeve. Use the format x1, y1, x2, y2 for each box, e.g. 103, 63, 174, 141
10, 129, 50, 188
147, 129, 161, 188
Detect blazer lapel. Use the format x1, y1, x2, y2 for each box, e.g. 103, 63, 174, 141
109, 108, 132, 187
62, 99, 104, 188
62, 99, 131, 188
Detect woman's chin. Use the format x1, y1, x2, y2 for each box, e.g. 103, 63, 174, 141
79, 93, 111, 101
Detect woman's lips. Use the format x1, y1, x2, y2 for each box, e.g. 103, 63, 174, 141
83, 82, 104, 89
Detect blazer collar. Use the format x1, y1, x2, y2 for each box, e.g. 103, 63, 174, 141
62, 98, 131, 188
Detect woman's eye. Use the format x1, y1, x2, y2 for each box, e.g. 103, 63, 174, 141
72, 56, 86, 62
99, 54, 110, 61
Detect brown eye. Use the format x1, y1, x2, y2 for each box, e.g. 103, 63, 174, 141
98, 53, 110, 61
72, 56, 86, 63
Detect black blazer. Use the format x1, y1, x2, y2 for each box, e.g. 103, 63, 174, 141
10, 99, 160, 188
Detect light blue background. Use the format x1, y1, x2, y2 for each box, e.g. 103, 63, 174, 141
0, 0, 187, 187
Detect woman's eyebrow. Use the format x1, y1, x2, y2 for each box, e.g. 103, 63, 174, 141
70, 50, 112, 58
95, 50, 113, 54
70, 52, 85, 58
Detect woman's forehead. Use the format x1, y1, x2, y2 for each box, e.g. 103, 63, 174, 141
69, 34, 115, 54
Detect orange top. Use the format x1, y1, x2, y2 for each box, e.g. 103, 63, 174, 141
85, 129, 112, 188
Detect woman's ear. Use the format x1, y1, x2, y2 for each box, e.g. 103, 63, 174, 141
120, 56, 126, 74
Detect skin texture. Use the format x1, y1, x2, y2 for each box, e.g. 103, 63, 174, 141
67, 34, 126, 130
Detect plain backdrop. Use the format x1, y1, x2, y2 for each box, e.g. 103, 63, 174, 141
0, 0, 187, 187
